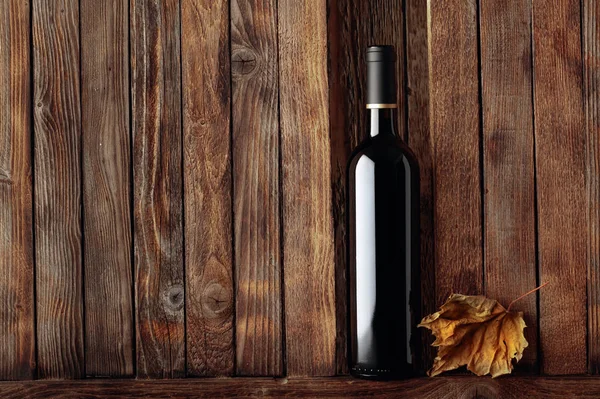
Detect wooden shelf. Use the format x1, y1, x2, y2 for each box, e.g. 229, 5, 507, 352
1, 376, 599, 398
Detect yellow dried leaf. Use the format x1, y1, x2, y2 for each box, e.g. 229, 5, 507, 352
418, 294, 528, 378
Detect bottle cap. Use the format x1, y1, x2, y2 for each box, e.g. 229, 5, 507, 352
366, 45, 397, 108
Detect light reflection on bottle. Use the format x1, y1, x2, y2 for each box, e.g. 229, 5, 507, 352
355, 156, 376, 364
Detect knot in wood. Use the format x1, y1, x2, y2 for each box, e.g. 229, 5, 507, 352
0, 172, 12, 186
163, 284, 184, 312
231, 48, 258, 77
201, 282, 231, 319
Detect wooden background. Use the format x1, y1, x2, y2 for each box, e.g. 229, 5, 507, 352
0, 0, 598, 391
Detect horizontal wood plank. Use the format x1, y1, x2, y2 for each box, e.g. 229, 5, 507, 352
1, 377, 600, 398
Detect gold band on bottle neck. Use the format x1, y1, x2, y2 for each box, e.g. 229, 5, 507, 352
366, 104, 397, 109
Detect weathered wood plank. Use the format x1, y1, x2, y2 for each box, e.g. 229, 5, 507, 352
369, 0, 405, 140
532, 0, 587, 375
0, 0, 34, 380
428, 0, 482, 305
405, 0, 435, 372
2, 377, 600, 399
584, 0, 600, 375
231, 0, 282, 376
181, 0, 234, 376
327, 0, 368, 376
33, 0, 84, 379
279, 0, 335, 376
327, 0, 408, 374
80, 0, 133, 377
131, 0, 185, 379
480, 0, 537, 370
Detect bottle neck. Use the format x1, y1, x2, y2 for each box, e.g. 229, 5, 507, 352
368, 108, 397, 138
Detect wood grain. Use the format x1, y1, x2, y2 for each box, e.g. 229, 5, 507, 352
532, 0, 587, 375
327, 0, 408, 374
131, 0, 185, 379
428, 0, 483, 305
327, 0, 368, 376
480, 0, 537, 370
80, 0, 133, 377
369, 0, 405, 140
0, 0, 34, 380
231, 0, 282, 376
405, 0, 435, 371
279, 0, 336, 376
181, 0, 234, 377
2, 377, 600, 399
33, 0, 84, 379
584, 0, 600, 375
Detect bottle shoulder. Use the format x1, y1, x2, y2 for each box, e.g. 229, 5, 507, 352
348, 135, 419, 170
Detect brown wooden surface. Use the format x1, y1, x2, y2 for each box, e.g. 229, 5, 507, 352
405, 0, 435, 371
584, 0, 600, 375
370, 0, 405, 140
2, 0, 600, 386
231, 0, 282, 377
181, 0, 234, 377
0, 0, 34, 381
80, 0, 133, 377
279, 0, 336, 377
131, 0, 185, 378
480, 0, 538, 370
2, 377, 600, 399
33, 0, 84, 379
532, 0, 587, 375
327, 0, 368, 376
428, 0, 483, 304
327, 0, 409, 374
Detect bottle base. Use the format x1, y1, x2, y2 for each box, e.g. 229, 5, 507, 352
350, 366, 415, 381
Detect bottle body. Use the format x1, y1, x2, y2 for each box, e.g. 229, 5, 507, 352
348, 112, 421, 379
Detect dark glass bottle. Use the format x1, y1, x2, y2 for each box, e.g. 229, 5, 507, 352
348, 45, 421, 380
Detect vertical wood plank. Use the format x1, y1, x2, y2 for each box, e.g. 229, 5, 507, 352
181, 0, 234, 376
327, 0, 368, 376
532, 0, 587, 375
369, 0, 405, 140
0, 0, 34, 380
585, 0, 600, 375
80, 0, 133, 377
131, 0, 185, 378
279, 0, 336, 376
429, 0, 483, 305
405, 0, 435, 372
33, 0, 84, 379
480, 0, 537, 370
327, 0, 407, 374
231, 0, 282, 376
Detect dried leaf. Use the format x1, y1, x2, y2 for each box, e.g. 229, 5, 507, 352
418, 294, 528, 378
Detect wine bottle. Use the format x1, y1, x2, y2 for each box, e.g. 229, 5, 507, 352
348, 45, 421, 379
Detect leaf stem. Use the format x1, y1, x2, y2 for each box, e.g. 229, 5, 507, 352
507, 282, 549, 312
